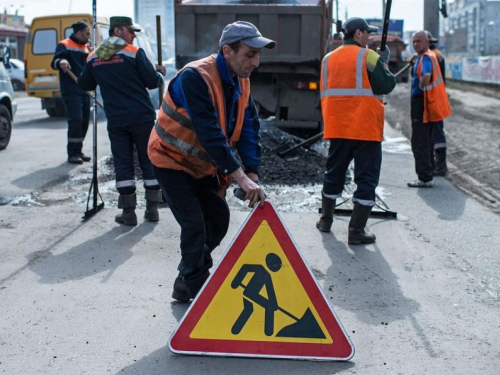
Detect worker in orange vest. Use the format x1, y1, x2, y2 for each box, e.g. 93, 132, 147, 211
148, 21, 271, 301
318, 17, 396, 245
407, 31, 451, 187
427, 31, 449, 176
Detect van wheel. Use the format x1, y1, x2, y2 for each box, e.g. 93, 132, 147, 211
46, 101, 65, 117
12, 80, 25, 91
0, 104, 12, 150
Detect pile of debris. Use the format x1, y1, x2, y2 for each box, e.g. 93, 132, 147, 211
129, 124, 328, 187
258, 124, 327, 185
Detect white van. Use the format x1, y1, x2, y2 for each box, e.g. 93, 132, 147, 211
0, 46, 17, 150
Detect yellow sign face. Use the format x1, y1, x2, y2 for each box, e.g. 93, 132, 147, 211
190, 220, 333, 344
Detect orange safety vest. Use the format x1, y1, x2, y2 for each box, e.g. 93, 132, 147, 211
416, 50, 452, 123
320, 45, 385, 142
60, 38, 89, 54
148, 54, 250, 194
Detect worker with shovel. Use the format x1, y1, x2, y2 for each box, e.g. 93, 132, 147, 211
231, 253, 281, 336
317, 17, 396, 245
79, 16, 166, 226
148, 21, 270, 302
231, 252, 327, 339
51, 21, 92, 165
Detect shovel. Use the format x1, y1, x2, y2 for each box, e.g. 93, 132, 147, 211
239, 283, 326, 339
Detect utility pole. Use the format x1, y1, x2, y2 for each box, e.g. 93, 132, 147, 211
424, 0, 440, 38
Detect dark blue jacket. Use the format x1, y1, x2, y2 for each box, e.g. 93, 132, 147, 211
169, 52, 261, 176
78, 37, 163, 128
51, 35, 88, 97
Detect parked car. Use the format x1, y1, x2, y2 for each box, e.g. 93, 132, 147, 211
5, 58, 25, 91
0, 47, 17, 150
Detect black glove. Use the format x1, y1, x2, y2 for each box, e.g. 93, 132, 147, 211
377, 47, 390, 64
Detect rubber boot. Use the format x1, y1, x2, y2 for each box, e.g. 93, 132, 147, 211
316, 195, 335, 233
115, 193, 137, 226
144, 189, 162, 222
434, 148, 448, 176
172, 271, 210, 302
348, 204, 376, 245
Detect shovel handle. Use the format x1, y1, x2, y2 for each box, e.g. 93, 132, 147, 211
238, 283, 299, 321
66, 69, 104, 110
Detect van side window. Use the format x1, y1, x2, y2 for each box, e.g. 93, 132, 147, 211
65, 28, 72, 39
33, 29, 57, 54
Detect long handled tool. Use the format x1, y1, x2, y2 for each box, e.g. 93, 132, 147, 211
277, 132, 324, 157
379, 0, 393, 52
238, 283, 325, 339
83, 0, 104, 220
66, 68, 104, 110
156, 15, 164, 109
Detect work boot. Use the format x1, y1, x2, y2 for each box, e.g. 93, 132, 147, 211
80, 153, 91, 162
67, 155, 84, 164
348, 204, 376, 245
172, 271, 210, 302
434, 148, 448, 176
115, 193, 137, 226
316, 194, 335, 233
144, 189, 162, 222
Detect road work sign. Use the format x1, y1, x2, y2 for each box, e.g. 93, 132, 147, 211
168, 201, 354, 361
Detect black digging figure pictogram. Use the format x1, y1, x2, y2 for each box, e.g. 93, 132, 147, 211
230, 253, 326, 339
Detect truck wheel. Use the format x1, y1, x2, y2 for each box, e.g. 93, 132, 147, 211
0, 104, 12, 150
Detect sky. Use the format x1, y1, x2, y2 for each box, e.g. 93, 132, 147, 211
9, 0, 424, 33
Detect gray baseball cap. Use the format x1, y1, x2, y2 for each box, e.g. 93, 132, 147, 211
219, 21, 276, 49
342, 17, 379, 34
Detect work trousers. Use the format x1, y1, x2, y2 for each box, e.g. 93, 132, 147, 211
153, 167, 230, 280
63, 94, 90, 157
411, 95, 436, 182
433, 120, 447, 149
322, 138, 382, 206
108, 121, 159, 196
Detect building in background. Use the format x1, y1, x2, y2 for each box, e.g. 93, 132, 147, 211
444, 0, 500, 56
0, 12, 28, 60
134, 0, 175, 61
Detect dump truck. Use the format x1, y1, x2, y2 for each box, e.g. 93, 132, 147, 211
174, 0, 334, 133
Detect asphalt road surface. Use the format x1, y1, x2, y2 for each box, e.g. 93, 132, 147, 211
0, 91, 499, 374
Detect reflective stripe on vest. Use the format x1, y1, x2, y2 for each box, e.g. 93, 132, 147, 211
422, 55, 444, 91
320, 45, 384, 142
321, 48, 374, 97
153, 119, 214, 166
60, 39, 89, 54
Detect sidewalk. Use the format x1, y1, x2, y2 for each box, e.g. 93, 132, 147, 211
1, 124, 499, 374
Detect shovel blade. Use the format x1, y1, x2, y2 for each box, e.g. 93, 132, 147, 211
276, 307, 326, 339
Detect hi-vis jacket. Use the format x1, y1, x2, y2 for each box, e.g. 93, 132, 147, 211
320, 44, 387, 142
148, 54, 250, 192
51, 35, 89, 96
79, 37, 162, 128
416, 50, 452, 123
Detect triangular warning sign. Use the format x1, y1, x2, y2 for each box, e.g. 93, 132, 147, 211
169, 201, 354, 361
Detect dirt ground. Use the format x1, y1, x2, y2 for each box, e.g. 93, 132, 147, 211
384, 82, 500, 214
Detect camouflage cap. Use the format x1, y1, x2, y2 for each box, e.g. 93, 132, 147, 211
110, 16, 141, 32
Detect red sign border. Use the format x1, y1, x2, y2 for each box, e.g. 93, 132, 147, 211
168, 201, 354, 360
